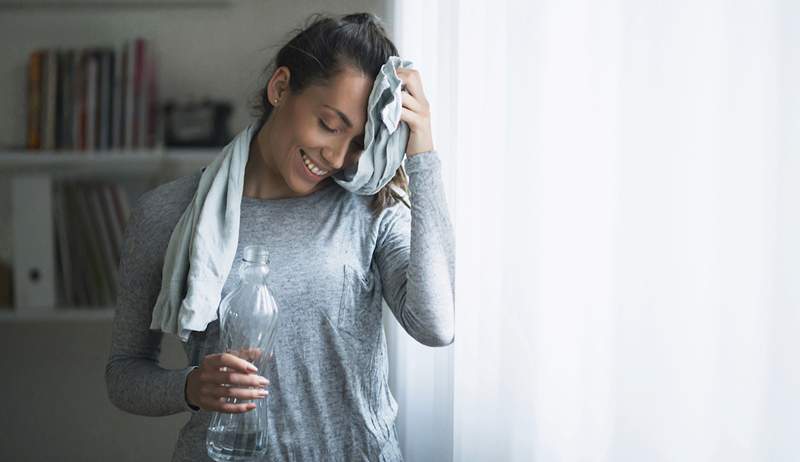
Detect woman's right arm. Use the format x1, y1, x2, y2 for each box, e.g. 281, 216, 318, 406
104, 198, 198, 417
105, 191, 271, 416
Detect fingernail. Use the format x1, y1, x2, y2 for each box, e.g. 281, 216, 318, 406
248, 363, 258, 372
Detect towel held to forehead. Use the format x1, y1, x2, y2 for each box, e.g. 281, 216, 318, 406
332, 55, 413, 193
149, 56, 415, 341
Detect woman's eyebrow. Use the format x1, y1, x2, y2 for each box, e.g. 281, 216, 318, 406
322, 104, 366, 140
322, 104, 354, 129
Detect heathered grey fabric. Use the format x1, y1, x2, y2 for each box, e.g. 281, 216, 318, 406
105, 150, 455, 461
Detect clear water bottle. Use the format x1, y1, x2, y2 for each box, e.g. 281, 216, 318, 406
206, 244, 280, 462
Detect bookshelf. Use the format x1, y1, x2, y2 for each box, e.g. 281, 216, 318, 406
1, 148, 218, 322
5, 25, 229, 321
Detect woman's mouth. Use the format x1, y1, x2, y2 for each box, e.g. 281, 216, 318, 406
300, 149, 329, 179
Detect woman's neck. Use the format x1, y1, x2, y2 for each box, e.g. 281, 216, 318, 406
243, 121, 294, 200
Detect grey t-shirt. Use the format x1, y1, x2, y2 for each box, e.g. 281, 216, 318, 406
105, 150, 455, 461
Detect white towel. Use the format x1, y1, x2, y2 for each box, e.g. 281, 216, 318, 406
149, 56, 414, 341
331, 56, 413, 194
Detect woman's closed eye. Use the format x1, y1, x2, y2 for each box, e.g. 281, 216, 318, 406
318, 119, 337, 133
319, 119, 365, 150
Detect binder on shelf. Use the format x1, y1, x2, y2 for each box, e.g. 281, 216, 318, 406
11, 176, 56, 312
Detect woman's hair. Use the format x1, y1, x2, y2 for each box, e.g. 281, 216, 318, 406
250, 12, 410, 215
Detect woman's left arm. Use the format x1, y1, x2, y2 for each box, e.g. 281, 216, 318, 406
374, 68, 455, 347
374, 150, 455, 347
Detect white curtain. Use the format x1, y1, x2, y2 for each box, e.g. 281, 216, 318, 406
387, 0, 800, 461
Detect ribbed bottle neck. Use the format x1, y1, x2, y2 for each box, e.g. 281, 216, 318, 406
243, 244, 270, 265
239, 245, 270, 283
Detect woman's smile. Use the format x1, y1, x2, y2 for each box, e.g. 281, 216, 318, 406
298, 148, 329, 181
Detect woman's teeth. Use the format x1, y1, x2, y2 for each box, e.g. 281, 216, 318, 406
301, 150, 328, 176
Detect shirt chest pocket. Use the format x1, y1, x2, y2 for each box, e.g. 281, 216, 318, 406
337, 263, 382, 341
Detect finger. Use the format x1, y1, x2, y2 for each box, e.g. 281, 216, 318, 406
200, 380, 268, 399
401, 107, 423, 130
237, 347, 263, 364
214, 400, 257, 414
208, 370, 269, 388
210, 384, 269, 401
401, 89, 425, 114
210, 352, 258, 373
397, 68, 425, 99
221, 351, 259, 372
196, 394, 253, 413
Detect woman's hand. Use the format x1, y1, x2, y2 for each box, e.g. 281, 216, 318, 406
397, 67, 435, 157
185, 352, 272, 413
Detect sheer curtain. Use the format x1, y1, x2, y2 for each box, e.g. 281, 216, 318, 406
387, 0, 800, 461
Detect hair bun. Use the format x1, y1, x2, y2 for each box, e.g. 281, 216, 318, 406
342, 12, 377, 25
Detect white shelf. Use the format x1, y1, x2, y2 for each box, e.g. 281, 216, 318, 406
3, 148, 219, 316
0, 307, 115, 322
0, 148, 219, 177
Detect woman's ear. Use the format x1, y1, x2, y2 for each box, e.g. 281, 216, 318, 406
268, 66, 291, 105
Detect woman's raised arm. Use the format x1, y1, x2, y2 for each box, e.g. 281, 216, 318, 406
374, 150, 455, 347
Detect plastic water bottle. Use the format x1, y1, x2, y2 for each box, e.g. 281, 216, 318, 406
206, 244, 280, 462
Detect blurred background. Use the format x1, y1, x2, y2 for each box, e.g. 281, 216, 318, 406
1, 0, 799, 461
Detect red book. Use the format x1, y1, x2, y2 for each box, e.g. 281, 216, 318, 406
26, 50, 43, 150
146, 43, 158, 148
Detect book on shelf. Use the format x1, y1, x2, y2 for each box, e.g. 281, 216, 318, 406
53, 180, 131, 308
24, 38, 159, 153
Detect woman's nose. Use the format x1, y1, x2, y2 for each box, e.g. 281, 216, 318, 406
321, 144, 349, 170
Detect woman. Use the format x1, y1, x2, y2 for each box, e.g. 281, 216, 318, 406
105, 12, 454, 462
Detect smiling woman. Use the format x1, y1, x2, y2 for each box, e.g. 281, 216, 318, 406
247, 13, 410, 214
104, 10, 455, 462
243, 66, 373, 201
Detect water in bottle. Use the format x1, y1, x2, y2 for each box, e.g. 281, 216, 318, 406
206, 244, 280, 462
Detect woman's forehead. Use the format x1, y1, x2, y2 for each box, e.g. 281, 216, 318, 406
309, 75, 371, 126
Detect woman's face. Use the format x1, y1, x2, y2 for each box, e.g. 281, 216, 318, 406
260, 66, 372, 196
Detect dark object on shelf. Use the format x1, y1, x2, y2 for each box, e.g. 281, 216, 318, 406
163, 99, 232, 147
0, 259, 11, 307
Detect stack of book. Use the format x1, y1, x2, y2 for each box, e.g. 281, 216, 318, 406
26, 37, 159, 152
53, 180, 131, 308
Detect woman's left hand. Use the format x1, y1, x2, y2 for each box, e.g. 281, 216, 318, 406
397, 67, 434, 157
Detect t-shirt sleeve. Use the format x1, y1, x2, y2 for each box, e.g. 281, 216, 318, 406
374, 150, 455, 347
104, 196, 198, 416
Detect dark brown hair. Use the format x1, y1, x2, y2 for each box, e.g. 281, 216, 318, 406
250, 12, 410, 215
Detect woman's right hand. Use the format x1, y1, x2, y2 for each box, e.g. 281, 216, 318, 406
185, 352, 271, 413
